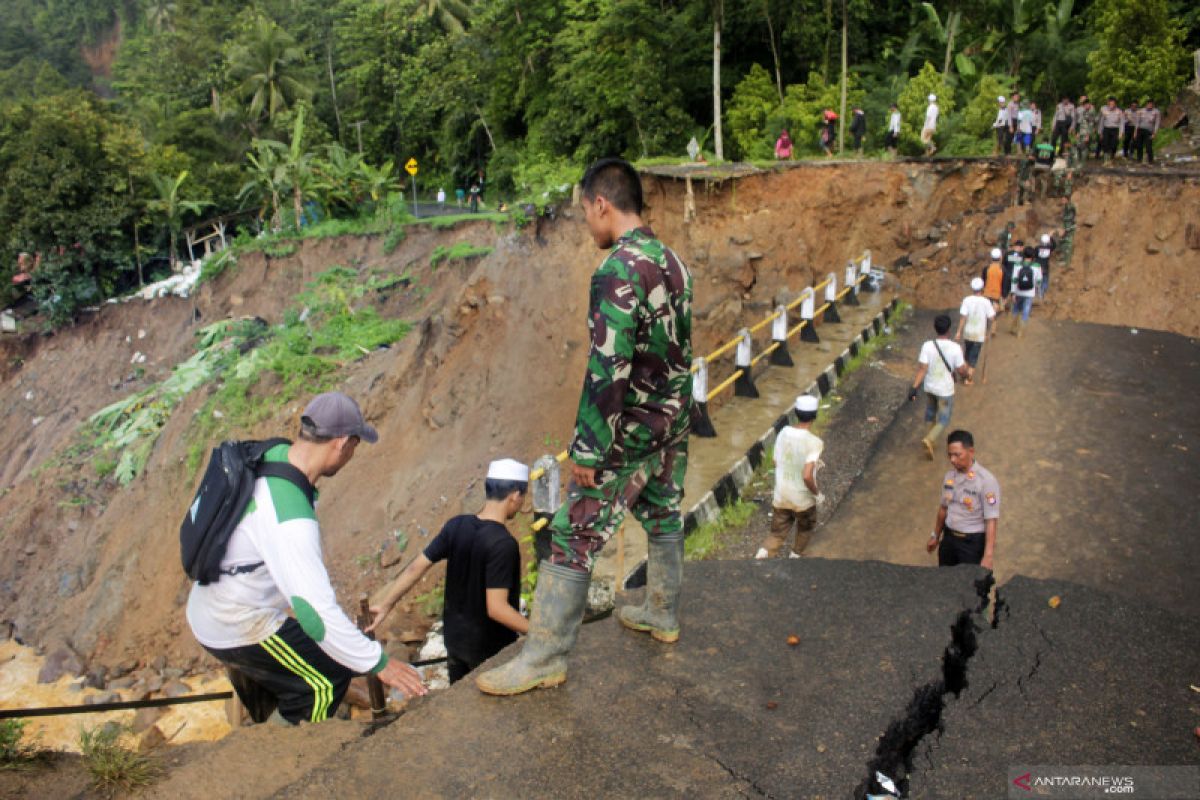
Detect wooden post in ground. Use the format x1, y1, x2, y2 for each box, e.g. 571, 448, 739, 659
357, 595, 387, 719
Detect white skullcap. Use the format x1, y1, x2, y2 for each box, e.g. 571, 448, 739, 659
795, 395, 819, 413
487, 458, 530, 483
998, 95, 1006, 103
971, 277, 984, 291
1041, 234, 1050, 244
928, 94, 937, 102
990, 248, 1002, 259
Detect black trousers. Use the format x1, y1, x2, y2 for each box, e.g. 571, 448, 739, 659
205, 617, 356, 725
1122, 128, 1134, 157
938, 530, 986, 567
1101, 127, 1119, 157
1134, 129, 1154, 163
446, 652, 481, 684
1050, 121, 1071, 155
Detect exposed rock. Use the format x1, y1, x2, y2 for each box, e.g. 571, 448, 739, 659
729, 234, 753, 245
161, 680, 191, 698
38, 646, 84, 684
137, 724, 167, 753
83, 691, 121, 705
84, 666, 107, 690
1185, 223, 1200, 250
130, 706, 165, 734
58, 570, 82, 598
106, 676, 137, 690
1146, 243, 1160, 255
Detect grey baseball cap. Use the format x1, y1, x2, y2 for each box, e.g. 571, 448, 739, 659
301, 392, 379, 443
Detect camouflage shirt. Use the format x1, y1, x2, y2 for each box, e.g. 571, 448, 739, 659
569, 226, 693, 469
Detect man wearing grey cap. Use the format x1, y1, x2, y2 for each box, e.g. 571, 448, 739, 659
368, 459, 530, 683
186, 392, 427, 725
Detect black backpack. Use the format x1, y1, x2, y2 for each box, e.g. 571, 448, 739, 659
1016, 264, 1035, 291
181, 438, 315, 585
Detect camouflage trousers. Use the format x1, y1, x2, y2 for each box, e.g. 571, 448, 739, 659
549, 441, 688, 574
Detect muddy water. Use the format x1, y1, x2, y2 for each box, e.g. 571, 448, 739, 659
0, 641, 231, 751
592, 290, 888, 588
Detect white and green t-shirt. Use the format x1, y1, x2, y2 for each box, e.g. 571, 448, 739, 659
186, 444, 386, 675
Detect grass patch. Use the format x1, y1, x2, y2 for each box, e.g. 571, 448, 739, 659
413, 212, 509, 230
413, 585, 444, 617
430, 242, 494, 269
79, 723, 160, 794
684, 499, 757, 561
1, 719, 49, 771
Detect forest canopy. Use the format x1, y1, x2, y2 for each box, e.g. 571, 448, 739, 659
0, 0, 1194, 319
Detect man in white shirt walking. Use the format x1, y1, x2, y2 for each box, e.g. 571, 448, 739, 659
1009, 246, 1043, 337
908, 315, 968, 459
922, 94, 939, 156
954, 277, 995, 385
757, 395, 823, 559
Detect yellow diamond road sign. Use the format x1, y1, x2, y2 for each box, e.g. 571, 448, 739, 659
405, 158, 418, 176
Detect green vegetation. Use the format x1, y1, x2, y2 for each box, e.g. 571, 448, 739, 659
429, 242, 493, 269
685, 499, 758, 561
78, 723, 160, 794
414, 584, 445, 617
0, 0, 1194, 324
1, 719, 47, 771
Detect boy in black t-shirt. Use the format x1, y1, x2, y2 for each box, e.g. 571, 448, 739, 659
369, 459, 530, 682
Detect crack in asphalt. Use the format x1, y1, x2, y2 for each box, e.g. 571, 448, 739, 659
851, 573, 995, 799
675, 686, 776, 799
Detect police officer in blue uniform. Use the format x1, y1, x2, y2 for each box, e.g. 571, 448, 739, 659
926, 429, 1001, 569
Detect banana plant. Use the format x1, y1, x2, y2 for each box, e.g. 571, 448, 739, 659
147, 171, 210, 271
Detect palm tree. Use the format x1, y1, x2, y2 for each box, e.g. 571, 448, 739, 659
148, 171, 210, 271
227, 17, 315, 129
414, 0, 472, 34
145, 0, 177, 33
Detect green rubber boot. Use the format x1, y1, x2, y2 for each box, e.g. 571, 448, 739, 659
617, 533, 683, 643
475, 562, 589, 696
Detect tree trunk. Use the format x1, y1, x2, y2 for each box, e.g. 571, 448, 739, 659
475, 105, 497, 152
293, 185, 304, 230
712, 0, 724, 161
326, 41, 343, 141
838, 0, 847, 154
764, 0, 783, 103
822, 0, 832, 81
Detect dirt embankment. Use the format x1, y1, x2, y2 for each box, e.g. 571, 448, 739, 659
0, 161, 1195, 676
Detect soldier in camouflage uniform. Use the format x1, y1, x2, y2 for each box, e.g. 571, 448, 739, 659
477, 157, 693, 696
1071, 98, 1097, 168
1060, 195, 1077, 268
1015, 155, 1034, 206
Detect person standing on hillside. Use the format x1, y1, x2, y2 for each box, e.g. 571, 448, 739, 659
1051, 96, 1075, 157
1030, 101, 1042, 143
186, 393, 427, 725
955, 278, 995, 384
926, 430, 1000, 569
1005, 238, 1024, 305
476, 157, 693, 696
885, 104, 902, 158
1122, 101, 1139, 160
468, 182, 482, 213
368, 460, 529, 683
1072, 96, 1096, 167
922, 94, 940, 156
775, 129, 793, 161
850, 107, 867, 154
1099, 97, 1123, 164
1009, 246, 1042, 337
1005, 94, 1021, 155
1134, 99, 1160, 164
992, 96, 1009, 155
981, 248, 1005, 315
756, 395, 824, 560
908, 315, 968, 460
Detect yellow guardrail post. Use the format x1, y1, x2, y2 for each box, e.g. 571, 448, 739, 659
768, 304, 794, 366
530, 454, 560, 562
691, 356, 717, 437
822, 271, 843, 323
799, 288, 820, 343
841, 261, 861, 305
733, 328, 759, 398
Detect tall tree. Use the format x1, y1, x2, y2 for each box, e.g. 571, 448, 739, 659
415, 0, 473, 35
1087, 0, 1188, 103
227, 16, 315, 131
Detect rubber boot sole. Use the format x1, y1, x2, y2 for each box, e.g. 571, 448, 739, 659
475, 670, 567, 696
617, 612, 680, 643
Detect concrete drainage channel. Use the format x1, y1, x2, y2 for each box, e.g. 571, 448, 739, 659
625, 297, 902, 589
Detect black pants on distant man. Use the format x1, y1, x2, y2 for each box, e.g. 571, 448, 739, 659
1134, 129, 1154, 163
